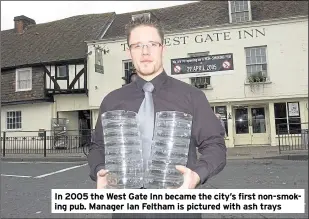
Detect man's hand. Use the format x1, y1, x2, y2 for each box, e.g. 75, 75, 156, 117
96, 169, 109, 189
175, 165, 200, 189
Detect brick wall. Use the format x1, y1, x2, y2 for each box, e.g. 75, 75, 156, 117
1, 66, 49, 103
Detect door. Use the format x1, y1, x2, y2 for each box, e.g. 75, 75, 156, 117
250, 107, 268, 145
234, 106, 269, 146
234, 107, 251, 145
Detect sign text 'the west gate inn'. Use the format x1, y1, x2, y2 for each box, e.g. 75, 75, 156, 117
120, 28, 266, 51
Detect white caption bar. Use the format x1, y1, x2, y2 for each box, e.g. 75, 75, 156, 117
51, 189, 305, 214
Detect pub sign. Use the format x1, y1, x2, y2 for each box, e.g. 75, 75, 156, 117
171, 53, 234, 75
95, 47, 104, 74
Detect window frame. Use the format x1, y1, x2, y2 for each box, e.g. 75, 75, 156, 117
55, 65, 69, 80
190, 76, 211, 89
6, 111, 22, 130
122, 60, 134, 84
274, 102, 302, 135
244, 45, 269, 82
15, 67, 32, 92
228, 0, 252, 23
211, 105, 229, 136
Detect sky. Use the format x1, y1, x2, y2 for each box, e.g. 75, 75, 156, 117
1, 1, 196, 31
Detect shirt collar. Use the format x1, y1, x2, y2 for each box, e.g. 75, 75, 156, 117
135, 70, 168, 93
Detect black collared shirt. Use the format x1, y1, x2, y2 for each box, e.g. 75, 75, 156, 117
88, 70, 226, 185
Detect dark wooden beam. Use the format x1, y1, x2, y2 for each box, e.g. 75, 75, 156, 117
68, 68, 85, 89
43, 65, 60, 90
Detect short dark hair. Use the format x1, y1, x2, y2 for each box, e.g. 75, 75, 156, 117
125, 13, 164, 46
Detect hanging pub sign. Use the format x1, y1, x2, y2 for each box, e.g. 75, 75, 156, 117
95, 47, 104, 74
171, 53, 234, 75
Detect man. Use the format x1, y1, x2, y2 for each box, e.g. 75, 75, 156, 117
87, 15, 227, 219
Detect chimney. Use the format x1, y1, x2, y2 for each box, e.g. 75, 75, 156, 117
14, 15, 36, 34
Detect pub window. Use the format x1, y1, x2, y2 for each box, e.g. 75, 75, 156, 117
56, 65, 68, 78
122, 60, 136, 85
190, 76, 211, 89
274, 102, 301, 134
229, 0, 251, 23
7, 111, 22, 130
16, 68, 32, 91
211, 106, 229, 136
245, 46, 268, 82
131, 13, 151, 22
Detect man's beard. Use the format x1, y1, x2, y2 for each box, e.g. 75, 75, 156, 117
136, 65, 156, 76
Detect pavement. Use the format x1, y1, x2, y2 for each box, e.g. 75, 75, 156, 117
1, 159, 308, 218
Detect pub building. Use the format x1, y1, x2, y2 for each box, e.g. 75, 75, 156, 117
86, 1, 308, 148
2, 1, 307, 150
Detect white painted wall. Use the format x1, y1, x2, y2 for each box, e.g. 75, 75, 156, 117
1, 102, 54, 149
1, 102, 53, 132
54, 94, 90, 112
91, 109, 99, 129
87, 17, 308, 107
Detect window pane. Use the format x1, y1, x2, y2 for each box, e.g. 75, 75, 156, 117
257, 65, 263, 72
244, 0, 248, 9
252, 108, 266, 133
237, 2, 242, 11
246, 57, 251, 64
231, 1, 236, 13
235, 108, 249, 134
256, 48, 261, 56
247, 65, 253, 74
6, 117, 10, 129
275, 118, 288, 134
274, 103, 287, 118
19, 71, 30, 80
58, 66, 67, 77
245, 48, 250, 57
125, 70, 129, 77
206, 77, 211, 85
231, 14, 236, 22
240, 1, 245, 11
236, 120, 249, 134
288, 117, 301, 134
251, 52, 256, 63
